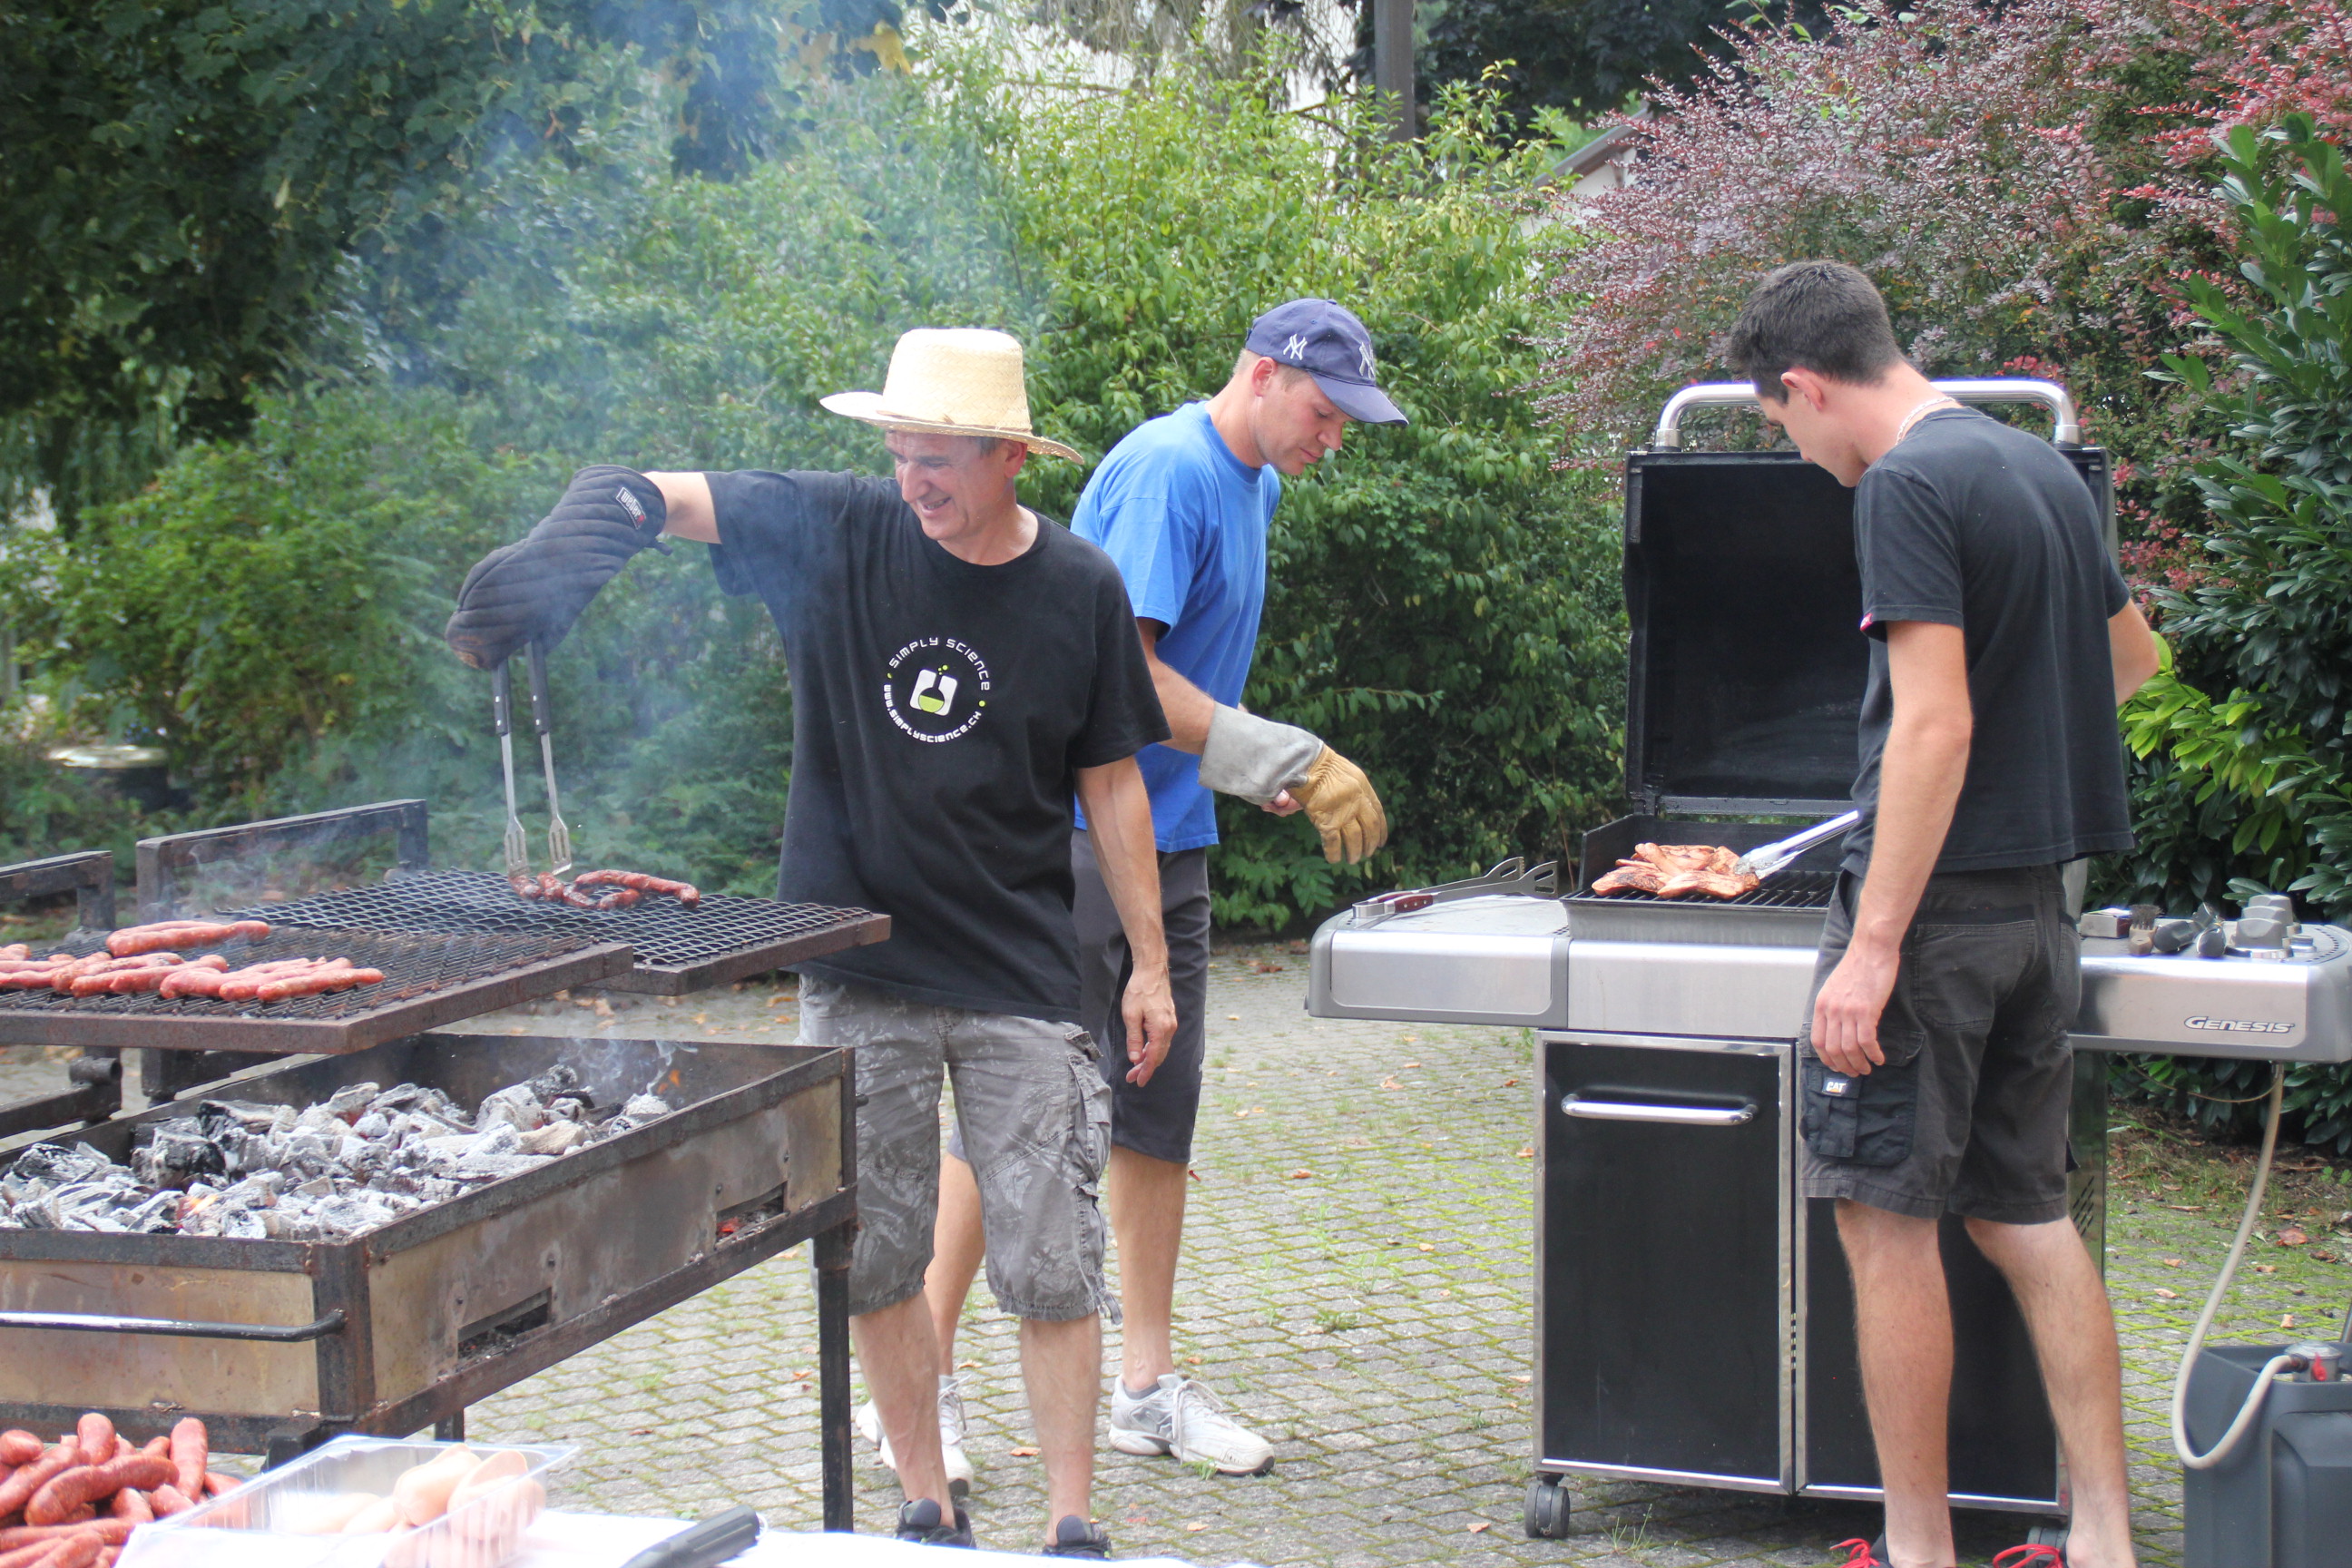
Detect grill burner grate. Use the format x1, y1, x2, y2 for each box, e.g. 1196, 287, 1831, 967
1570, 867, 1838, 910
0, 927, 631, 1053
224, 869, 886, 995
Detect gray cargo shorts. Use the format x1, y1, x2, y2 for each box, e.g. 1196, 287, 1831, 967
799, 976, 1114, 1322
1798, 864, 2079, 1225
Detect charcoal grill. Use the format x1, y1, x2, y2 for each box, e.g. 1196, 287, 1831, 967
137, 801, 888, 995
0, 926, 634, 1054
234, 870, 887, 995
0, 1030, 858, 1526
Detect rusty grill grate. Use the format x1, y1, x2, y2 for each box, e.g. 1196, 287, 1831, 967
0, 926, 633, 1054
1569, 867, 1838, 910
221, 870, 887, 995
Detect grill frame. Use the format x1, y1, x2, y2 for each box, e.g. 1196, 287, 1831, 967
0, 928, 635, 1054
230, 869, 890, 995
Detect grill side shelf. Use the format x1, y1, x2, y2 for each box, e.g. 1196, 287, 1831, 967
600, 911, 891, 995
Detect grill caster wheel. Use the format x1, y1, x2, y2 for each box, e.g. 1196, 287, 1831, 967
2026, 1521, 2070, 1547
1524, 1475, 1573, 1539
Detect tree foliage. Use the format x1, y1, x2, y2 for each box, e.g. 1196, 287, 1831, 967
0, 0, 908, 524
4, 34, 1622, 930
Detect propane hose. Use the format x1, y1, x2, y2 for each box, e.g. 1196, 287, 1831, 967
2170, 1063, 2303, 1469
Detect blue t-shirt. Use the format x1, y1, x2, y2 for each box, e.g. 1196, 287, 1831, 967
1071, 402, 1279, 851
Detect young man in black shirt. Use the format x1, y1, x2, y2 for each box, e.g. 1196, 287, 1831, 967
444, 328, 1177, 1558
1726, 263, 2160, 1568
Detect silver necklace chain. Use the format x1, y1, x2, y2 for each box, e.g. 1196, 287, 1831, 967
1895, 393, 1962, 445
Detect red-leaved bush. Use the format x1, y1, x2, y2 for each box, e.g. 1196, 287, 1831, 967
1534, 0, 2128, 458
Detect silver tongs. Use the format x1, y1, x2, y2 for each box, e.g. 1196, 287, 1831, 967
490, 641, 570, 878
1732, 810, 1861, 879
526, 640, 572, 877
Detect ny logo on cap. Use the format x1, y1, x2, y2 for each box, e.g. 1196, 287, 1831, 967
1357, 342, 1376, 378
1282, 333, 1309, 360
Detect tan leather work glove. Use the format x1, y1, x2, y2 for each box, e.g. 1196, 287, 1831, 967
1288, 746, 1388, 864
1197, 706, 1390, 865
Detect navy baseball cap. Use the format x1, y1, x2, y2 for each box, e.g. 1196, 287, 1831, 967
1244, 299, 1408, 426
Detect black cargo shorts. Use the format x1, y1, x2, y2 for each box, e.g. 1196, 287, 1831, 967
1798, 863, 2078, 1224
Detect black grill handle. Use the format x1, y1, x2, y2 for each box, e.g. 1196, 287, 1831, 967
0, 1308, 346, 1343
525, 641, 554, 740
492, 662, 514, 740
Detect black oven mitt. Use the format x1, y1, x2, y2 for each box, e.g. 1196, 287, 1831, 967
445, 466, 669, 670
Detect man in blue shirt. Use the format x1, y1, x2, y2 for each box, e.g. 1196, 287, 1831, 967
857, 300, 1403, 1485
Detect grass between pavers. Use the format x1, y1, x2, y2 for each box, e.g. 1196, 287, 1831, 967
453, 953, 2352, 1567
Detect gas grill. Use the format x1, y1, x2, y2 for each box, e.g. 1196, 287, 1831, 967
1306, 379, 2352, 1541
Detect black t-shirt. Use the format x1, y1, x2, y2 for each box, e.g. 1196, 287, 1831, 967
1843, 408, 2134, 875
704, 469, 1169, 1022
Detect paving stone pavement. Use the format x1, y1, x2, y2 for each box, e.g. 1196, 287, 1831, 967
5, 942, 2341, 1565
436, 956, 2352, 1565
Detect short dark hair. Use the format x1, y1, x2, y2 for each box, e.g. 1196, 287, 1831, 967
1725, 261, 1905, 401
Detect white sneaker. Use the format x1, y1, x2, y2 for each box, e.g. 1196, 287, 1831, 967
855, 1374, 974, 1496
1108, 1374, 1274, 1475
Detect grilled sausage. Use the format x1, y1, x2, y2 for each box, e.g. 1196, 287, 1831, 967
507, 874, 542, 901
104, 921, 269, 958
573, 870, 700, 906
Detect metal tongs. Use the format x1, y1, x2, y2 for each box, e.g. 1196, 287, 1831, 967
1731, 809, 1862, 880
491, 640, 571, 878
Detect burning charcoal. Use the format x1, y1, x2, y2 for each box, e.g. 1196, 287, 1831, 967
132, 1120, 230, 1189
475, 1085, 548, 1134
525, 1063, 583, 1103
351, 1110, 392, 1142
621, 1093, 671, 1122
518, 1121, 589, 1157
321, 1082, 380, 1122
292, 1104, 345, 1136
6, 1142, 113, 1190
368, 1083, 430, 1113
547, 1094, 593, 1123
121, 1190, 184, 1233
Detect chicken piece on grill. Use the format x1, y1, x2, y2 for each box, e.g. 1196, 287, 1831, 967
1629, 842, 1742, 875
1654, 868, 1761, 900
1590, 863, 1668, 896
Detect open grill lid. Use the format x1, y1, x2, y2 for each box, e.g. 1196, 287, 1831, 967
1620, 379, 2112, 820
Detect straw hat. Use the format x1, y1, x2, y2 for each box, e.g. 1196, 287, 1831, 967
820, 328, 1081, 461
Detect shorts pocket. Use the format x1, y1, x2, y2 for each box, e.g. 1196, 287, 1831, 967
1801, 1034, 1926, 1168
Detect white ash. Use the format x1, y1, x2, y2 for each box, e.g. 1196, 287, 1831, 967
0, 1063, 671, 1240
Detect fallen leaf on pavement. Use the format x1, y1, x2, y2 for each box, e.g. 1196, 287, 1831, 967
1401, 1061, 1421, 1070
1226, 1014, 1240, 1022
2163, 1258, 2184, 1268
2314, 1250, 2337, 1262
1289, 1170, 1315, 1180
2282, 1228, 2311, 1246
1468, 1523, 1491, 1534
1379, 1076, 1403, 1090
1418, 1241, 1435, 1251
1515, 1147, 1534, 1159
2281, 1315, 2298, 1330
1185, 1523, 1206, 1533
2155, 1289, 2180, 1299
1011, 1446, 1039, 1457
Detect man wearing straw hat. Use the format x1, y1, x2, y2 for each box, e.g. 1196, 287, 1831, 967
896, 299, 1402, 1492
444, 328, 1178, 1557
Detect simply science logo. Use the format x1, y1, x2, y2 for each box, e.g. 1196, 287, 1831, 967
883, 637, 991, 743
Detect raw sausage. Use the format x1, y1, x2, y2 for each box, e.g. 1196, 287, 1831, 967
0, 1435, 44, 1467
168, 1419, 205, 1499
0, 1446, 80, 1520
144, 1485, 191, 1517
26, 1456, 172, 1525
66, 1425, 107, 1482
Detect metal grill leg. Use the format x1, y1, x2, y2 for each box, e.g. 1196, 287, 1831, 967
434, 1411, 466, 1443
815, 1223, 855, 1532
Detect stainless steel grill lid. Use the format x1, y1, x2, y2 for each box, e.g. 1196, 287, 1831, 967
1621, 443, 2112, 819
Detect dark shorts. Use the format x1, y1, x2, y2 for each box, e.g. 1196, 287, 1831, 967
1798, 864, 2079, 1225
947, 830, 1212, 1167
